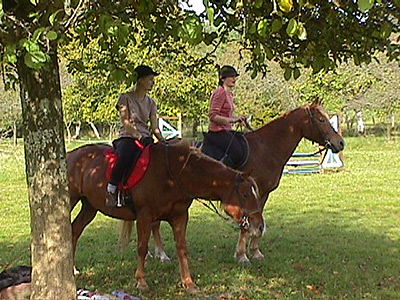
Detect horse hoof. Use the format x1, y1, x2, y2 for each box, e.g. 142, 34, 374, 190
159, 255, 171, 263
136, 280, 149, 291
237, 254, 251, 264
252, 250, 265, 260
185, 283, 199, 294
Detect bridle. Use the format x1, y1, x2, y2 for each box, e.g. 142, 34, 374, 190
226, 173, 262, 230
306, 105, 333, 151
164, 142, 261, 230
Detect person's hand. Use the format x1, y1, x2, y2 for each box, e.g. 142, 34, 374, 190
232, 115, 247, 124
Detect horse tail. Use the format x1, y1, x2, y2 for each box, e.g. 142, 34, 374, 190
119, 220, 134, 248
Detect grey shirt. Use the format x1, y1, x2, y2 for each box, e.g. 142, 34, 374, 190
117, 91, 157, 138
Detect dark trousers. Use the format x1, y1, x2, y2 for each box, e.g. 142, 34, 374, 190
110, 137, 142, 186
205, 130, 244, 165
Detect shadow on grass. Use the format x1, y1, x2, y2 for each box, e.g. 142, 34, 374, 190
1, 210, 399, 300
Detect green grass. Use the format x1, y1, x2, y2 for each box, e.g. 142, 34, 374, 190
0, 137, 399, 299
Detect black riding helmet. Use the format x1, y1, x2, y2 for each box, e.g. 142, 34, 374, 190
219, 65, 239, 79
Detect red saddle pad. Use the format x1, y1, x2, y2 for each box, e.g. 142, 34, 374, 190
105, 142, 151, 190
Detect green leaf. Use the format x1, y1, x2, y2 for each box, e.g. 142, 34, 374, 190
5, 45, 17, 64
264, 47, 274, 60
286, 18, 298, 37
358, 0, 374, 12
180, 17, 203, 45
255, 0, 263, 9
207, 7, 214, 25
49, 9, 62, 26
23, 40, 40, 53
32, 27, 45, 41
381, 22, 392, 39
0, 1, 3, 18
257, 19, 268, 37
293, 67, 301, 79
271, 19, 282, 33
29, 0, 39, 5
109, 68, 127, 82
279, 0, 293, 13
203, 0, 209, 8
394, 0, 400, 7
297, 23, 307, 40
24, 51, 48, 69
284, 67, 292, 80
46, 31, 58, 40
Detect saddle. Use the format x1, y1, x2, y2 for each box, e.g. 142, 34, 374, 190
200, 132, 249, 170
105, 143, 152, 190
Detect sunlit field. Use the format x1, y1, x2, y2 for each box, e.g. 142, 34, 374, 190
0, 137, 399, 299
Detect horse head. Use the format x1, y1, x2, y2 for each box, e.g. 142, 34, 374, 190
222, 171, 265, 238
303, 98, 345, 153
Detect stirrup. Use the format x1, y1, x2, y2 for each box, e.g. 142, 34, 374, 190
117, 190, 125, 207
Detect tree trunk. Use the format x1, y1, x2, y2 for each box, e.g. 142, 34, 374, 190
13, 120, 17, 146
73, 121, 81, 139
66, 122, 72, 143
17, 49, 76, 299
88, 121, 100, 139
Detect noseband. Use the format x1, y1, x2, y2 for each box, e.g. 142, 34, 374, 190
228, 174, 262, 230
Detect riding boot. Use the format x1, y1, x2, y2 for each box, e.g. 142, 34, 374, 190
106, 190, 117, 207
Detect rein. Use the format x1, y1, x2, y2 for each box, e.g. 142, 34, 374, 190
164, 143, 260, 229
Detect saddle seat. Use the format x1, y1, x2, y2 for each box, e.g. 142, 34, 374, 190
105, 143, 152, 190
200, 132, 249, 170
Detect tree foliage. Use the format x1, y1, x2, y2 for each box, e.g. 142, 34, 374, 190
205, 0, 400, 78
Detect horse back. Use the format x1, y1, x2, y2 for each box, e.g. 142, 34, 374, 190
67, 144, 111, 202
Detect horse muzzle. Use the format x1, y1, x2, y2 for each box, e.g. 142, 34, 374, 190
326, 136, 345, 153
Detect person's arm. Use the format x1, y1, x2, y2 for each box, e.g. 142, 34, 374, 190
119, 104, 141, 139
210, 88, 243, 125
149, 114, 164, 142
212, 114, 242, 125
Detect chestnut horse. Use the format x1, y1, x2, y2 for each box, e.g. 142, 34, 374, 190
67, 141, 264, 293
129, 99, 345, 263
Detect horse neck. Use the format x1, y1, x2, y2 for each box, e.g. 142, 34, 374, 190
180, 154, 237, 201
248, 107, 306, 167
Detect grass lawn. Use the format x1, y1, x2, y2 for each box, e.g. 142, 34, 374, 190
0, 137, 399, 299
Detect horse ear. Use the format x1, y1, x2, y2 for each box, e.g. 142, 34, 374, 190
311, 97, 322, 106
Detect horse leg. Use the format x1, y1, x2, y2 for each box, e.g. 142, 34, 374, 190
134, 214, 152, 291
119, 220, 134, 248
152, 221, 171, 263
235, 229, 250, 264
71, 198, 97, 257
170, 211, 198, 294
71, 198, 97, 272
249, 236, 265, 260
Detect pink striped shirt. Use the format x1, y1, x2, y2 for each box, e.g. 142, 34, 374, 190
209, 86, 235, 132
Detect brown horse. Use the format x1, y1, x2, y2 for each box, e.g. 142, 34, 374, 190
67, 140, 264, 293
132, 99, 345, 263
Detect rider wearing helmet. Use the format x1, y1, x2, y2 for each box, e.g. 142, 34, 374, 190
206, 65, 248, 168
106, 65, 164, 207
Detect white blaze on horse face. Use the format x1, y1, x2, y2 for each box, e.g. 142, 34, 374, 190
251, 186, 257, 200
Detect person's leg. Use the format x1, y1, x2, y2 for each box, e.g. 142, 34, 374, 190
107, 138, 137, 207
203, 131, 227, 161
206, 131, 242, 167
225, 131, 244, 167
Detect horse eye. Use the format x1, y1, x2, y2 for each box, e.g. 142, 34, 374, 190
319, 118, 325, 123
